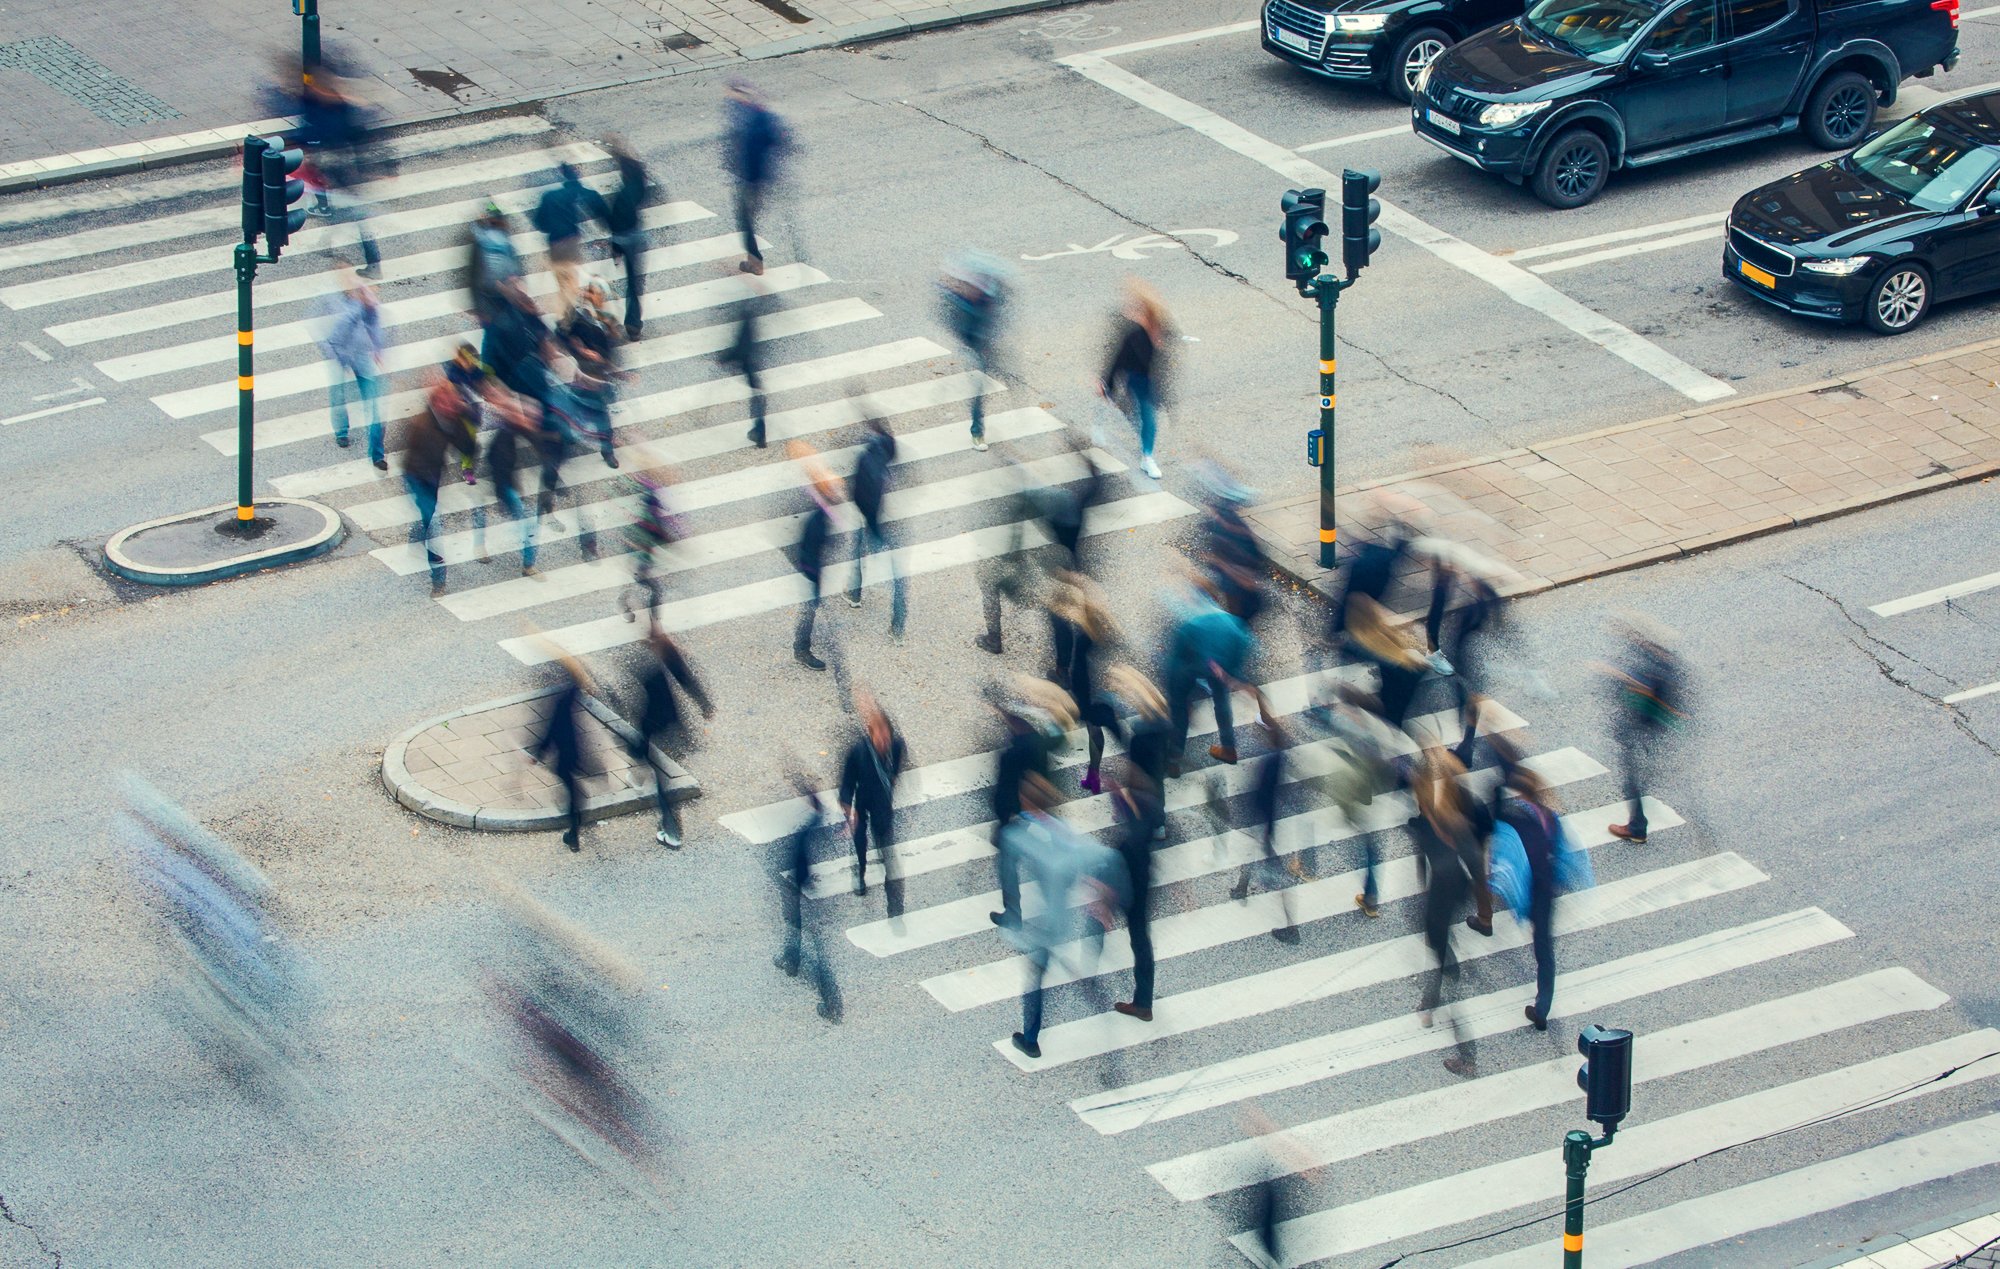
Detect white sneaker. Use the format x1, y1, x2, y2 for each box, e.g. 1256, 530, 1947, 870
972, 437, 989, 453
1140, 455, 1162, 480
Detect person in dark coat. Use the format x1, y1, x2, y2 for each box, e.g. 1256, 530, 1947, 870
531, 161, 610, 319
1604, 621, 1684, 844
1228, 719, 1300, 944
845, 417, 905, 636
984, 684, 1065, 930
773, 774, 841, 1021
1500, 763, 1562, 1030
939, 251, 1005, 450
533, 658, 596, 853
1411, 750, 1490, 1078
1048, 573, 1119, 793
721, 267, 772, 447
402, 380, 479, 597
630, 629, 713, 849
1098, 278, 1168, 480
1110, 752, 1165, 1022
605, 139, 652, 338
469, 384, 543, 576
723, 79, 787, 275
791, 447, 843, 672
837, 692, 906, 917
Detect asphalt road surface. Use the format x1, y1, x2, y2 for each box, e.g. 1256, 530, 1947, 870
1, 3, 1998, 1264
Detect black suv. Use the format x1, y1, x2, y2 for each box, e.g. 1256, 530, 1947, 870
1411, 0, 1961, 207
1262, 0, 1524, 102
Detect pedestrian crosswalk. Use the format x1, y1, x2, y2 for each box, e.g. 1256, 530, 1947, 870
2, 122, 1185, 664
719, 673, 2000, 1266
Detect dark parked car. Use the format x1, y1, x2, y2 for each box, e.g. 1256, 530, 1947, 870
1726, 90, 2000, 333
1411, 0, 1961, 207
1262, 0, 1523, 102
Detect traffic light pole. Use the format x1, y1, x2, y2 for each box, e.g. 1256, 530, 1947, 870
299, 0, 321, 80
234, 242, 258, 522
1314, 278, 1341, 570
1560, 1126, 1616, 1266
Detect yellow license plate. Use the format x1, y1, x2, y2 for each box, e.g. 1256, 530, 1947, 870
1738, 259, 1776, 289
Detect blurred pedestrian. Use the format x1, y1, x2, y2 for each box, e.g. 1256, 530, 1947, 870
1228, 718, 1300, 944
1500, 763, 1562, 1030
319, 266, 386, 467
605, 139, 652, 338
532, 161, 610, 320
631, 628, 713, 852
555, 280, 624, 468
470, 384, 542, 577
773, 776, 843, 1021
1424, 540, 1508, 766
986, 683, 1060, 930
1036, 438, 1105, 574
1344, 594, 1434, 729
300, 71, 381, 274
721, 264, 772, 448
845, 416, 906, 637
791, 445, 843, 672
1004, 773, 1126, 1060
723, 79, 788, 275
838, 692, 906, 916
621, 469, 678, 618
1198, 463, 1268, 630
1163, 574, 1271, 771
974, 484, 1038, 657
1412, 749, 1486, 1078
1603, 621, 1684, 844
533, 656, 597, 853
1111, 741, 1165, 1022
1321, 684, 1401, 918
1048, 573, 1120, 793
1098, 277, 1170, 480
482, 277, 554, 408
466, 202, 523, 329
940, 250, 1006, 451
402, 379, 479, 597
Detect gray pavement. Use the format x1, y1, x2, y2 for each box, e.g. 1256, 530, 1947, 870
3, 3, 2000, 1264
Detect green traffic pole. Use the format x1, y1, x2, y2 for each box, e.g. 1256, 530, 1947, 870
1316, 279, 1340, 570
1562, 1129, 1593, 1268
234, 242, 257, 521
301, 0, 322, 81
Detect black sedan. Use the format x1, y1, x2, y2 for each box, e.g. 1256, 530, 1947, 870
1725, 90, 2000, 335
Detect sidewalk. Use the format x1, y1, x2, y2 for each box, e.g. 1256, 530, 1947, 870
0, 0, 1067, 187
1247, 334, 2000, 606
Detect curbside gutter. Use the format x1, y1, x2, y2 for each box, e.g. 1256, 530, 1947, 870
0, 0, 1075, 196
382, 686, 700, 833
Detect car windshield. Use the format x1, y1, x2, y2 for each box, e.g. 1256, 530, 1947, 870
1522, 0, 1666, 62
1851, 116, 2000, 212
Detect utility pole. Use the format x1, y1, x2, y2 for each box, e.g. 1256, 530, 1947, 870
296, 0, 322, 82
1564, 1025, 1635, 1265
232, 134, 309, 526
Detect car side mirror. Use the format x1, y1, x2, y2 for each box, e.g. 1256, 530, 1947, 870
1636, 49, 1670, 71
1986, 188, 2000, 211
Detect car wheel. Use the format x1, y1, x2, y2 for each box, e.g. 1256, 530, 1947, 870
1805, 71, 1876, 150
1386, 27, 1451, 104
1531, 128, 1610, 209
1865, 262, 1931, 334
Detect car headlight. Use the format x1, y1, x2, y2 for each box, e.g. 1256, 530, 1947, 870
1412, 61, 1436, 97
1332, 13, 1390, 30
1478, 99, 1552, 128
1799, 255, 1874, 276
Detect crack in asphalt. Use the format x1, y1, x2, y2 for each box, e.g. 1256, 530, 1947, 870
1338, 330, 1491, 427
1786, 574, 2000, 760
0, 1192, 62, 1267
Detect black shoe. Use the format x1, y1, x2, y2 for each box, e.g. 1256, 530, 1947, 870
989, 910, 1018, 928
1442, 1055, 1477, 1079
373, 459, 389, 471
563, 832, 580, 852
1270, 926, 1299, 944
973, 633, 1002, 655
774, 954, 799, 978
627, 323, 642, 340
1113, 1002, 1152, 1022
852, 873, 866, 897
604, 452, 620, 470
1010, 1032, 1041, 1060
1466, 916, 1494, 937
747, 428, 766, 449
818, 999, 842, 1023
335, 435, 351, 448
1229, 880, 1249, 902
1525, 1005, 1548, 1032
795, 647, 826, 671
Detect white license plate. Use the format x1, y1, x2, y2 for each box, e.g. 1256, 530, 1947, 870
1428, 109, 1461, 135
1274, 27, 1312, 51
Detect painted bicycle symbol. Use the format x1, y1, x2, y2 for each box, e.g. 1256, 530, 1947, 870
1019, 229, 1240, 263
1019, 11, 1122, 41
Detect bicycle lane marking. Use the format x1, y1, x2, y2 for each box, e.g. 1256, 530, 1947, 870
1057, 40, 1737, 404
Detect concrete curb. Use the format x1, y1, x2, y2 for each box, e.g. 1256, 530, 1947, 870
103, 498, 344, 587
1249, 336, 2000, 604
0, 0, 1076, 196
382, 686, 700, 833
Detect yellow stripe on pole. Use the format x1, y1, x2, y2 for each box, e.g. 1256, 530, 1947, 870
237, 330, 252, 345
1319, 528, 1337, 543
238, 375, 254, 390
1564, 1233, 1583, 1252
237, 505, 254, 521
1319, 359, 1335, 374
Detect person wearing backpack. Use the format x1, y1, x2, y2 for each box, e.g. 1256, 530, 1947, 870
1604, 620, 1684, 844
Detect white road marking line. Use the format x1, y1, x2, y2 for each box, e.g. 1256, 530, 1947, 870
1502, 212, 1727, 262
0, 116, 555, 233
153, 264, 831, 419
1024, 843, 1746, 1076
1153, 965, 1939, 1201
1869, 569, 2000, 616
0, 142, 607, 309
1244, 1028, 2000, 1267
340, 336, 944, 529
220, 298, 890, 460
371, 407, 1061, 575
1076, 906, 1846, 1139
927, 792, 1664, 1015
1943, 680, 2000, 705
1080, 18, 1259, 58
1296, 124, 1412, 154
1059, 54, 1735, 403
438, 445, 1120, 622
498, 492, 1197, 664
0, 397, 105, 426
793, 694, 1503, 899
97, 230, 748, 382
1965, 4, 2000, 16
1530, 227, 1725, 274
19, 341, 50, 361
1461, 1112, 2000, 1269
31, 377, 92, 400
858, 745, 1598, 958
40, 177, 674, 347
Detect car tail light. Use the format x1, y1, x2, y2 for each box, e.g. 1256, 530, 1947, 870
1932, 0, 1958, 28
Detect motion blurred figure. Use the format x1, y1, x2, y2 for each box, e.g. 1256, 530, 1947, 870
299, 69, 381, 274
1004, 773, 1126, 1060
791, 444, 844, 671
534, 655, 596, 853
722, 264, 773, 448
319, 266, 385, 466
1163, 573, 1270, 770
1048, 572, 1119, 793
939, 250, 1006, 451
723, 79, 788, 275
467, 202, 524, 328
772, 776, 843, 1021
1604, 619, 1684, 844
1500, 760, 1564, 1029
532, 161, 610, 319
605, 139, 653, 338
1412, 749, 1487, 1078
470, 384, 543, 577
845, 416, 906, 637
1099, 277, 1170, 480
401, 378, 480, 597
631, 629, 713, 849
838, 691, 907, 917
1110, 677, 1168, 1022
1228, 718, 1300, 944
985, 680, 1065, 930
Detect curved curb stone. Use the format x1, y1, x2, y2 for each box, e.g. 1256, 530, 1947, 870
105, 498, 344, 587
383, 687, 699, 833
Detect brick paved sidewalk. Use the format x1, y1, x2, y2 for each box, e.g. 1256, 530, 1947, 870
384, 684, 698, 832
0, 0, 1069, 173
1248, 335, 2000, 607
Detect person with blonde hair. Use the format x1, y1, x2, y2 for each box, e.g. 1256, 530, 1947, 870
790, 443, 844, 671
1098, 276, 1169, 480
1048, 572, 1121, 793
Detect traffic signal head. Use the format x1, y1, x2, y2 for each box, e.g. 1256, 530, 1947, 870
260, 140, 308, 256
1280, 187, 1329, 285
1342, 168, 1382, 279
241, 136, 270, 245
1577, 1025, 1634, 1133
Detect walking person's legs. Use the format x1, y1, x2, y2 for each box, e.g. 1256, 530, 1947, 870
613, 231, 646, 335
649, 748, 682, 848
849, 803, 870, 895
1528, 892, 1555, 1027
1130, 372, 1160, 477
328, 366, 353, 447
359, 369, 384, 466
1013, 949, 1048, 1057
874, 807, 903, 921
405, 476, 444, 594
735, 183, 763, 267
1614, 722, 1652, 841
